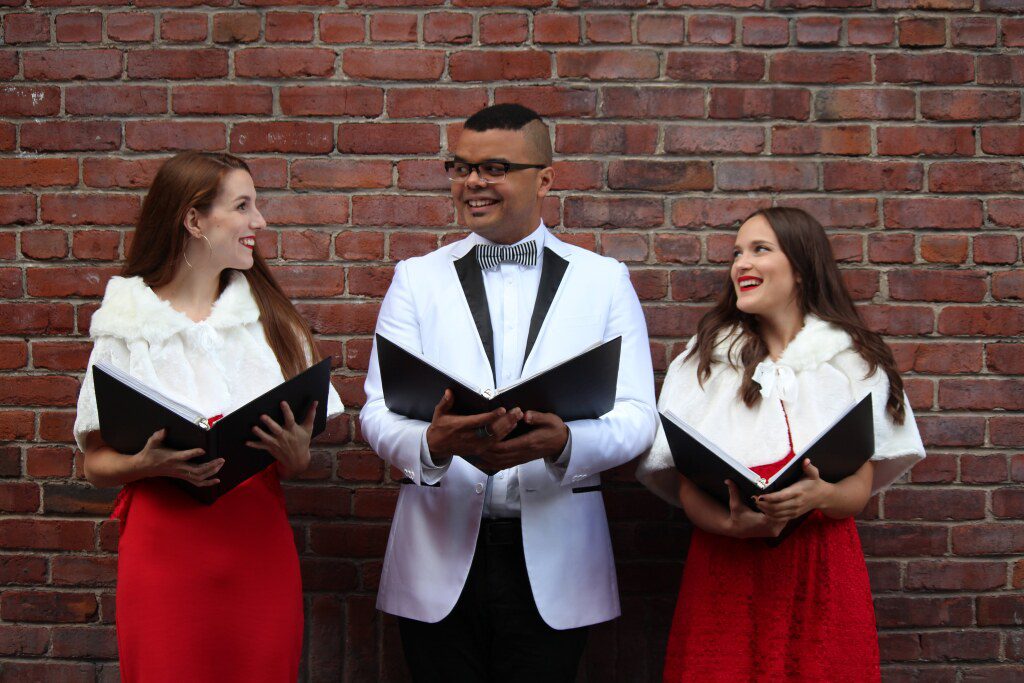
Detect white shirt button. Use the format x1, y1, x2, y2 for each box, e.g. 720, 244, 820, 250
474, 483, 484, 494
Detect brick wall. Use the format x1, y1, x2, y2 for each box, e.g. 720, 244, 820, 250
1, 0, 1023, 680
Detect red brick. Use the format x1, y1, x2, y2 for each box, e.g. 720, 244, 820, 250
338, 123, 439, 154
0, 342, 28, 370
653, 235, 700, 264
344, 48, 444, 80
884, 198, 983, 230
1, 591, 97, 623
21, 121, 120, 153
278, 85, 382, 117
23, 48, 122, 80
0, 53, 14, 81
920, 235, 968, 264
0, 193, 34, 223
942, 378, 1024, 410
556, 123, 657, 154
533, 12, 579, 44
718, 161, 816, 192
0, 624, 49, 656
0, 303, 75, 336
931, 162, 1024, 194
271, 265, 345, 298
847, 17, 893, 45
988, 343, 1024, 374
858, 304, 934, 335
264, 196, 347, 229
386, 87, 484, 118
450, 49, 551, 80
786, 197, 878, 229
107, 12, 155, 42
824, 161, 922, 192
643, 304, 708, 339
1004, 18, 1024, 47
608, 161, 713, 192
939, 306, 1024, 337
396, 159, 448, 191
160, 11, 207, 42
423, 12, 471, 44
637, 14, 685, 44
988, 199, 1024, 228
993, 271, 1024, 301
949, 17, 997, 47
291, 159, 391, 189
388, 231, 438, 260
279, 230, 331, 260
795, 16, 840, 45
688, 15, 734, 45
56, 12, 103, 42
710, 87, 810, 120
265, 11, 314, 41
3, 12, 50, 43
334, 232, 384, 261
741, 16, 788, 46
352, 195, 452, 227
898, 17, 946, 47
886, 488, 986, 522
877, 126, 975, 156
0, 411, 34, 440
230, 122, 333, 154
981, 126, 1024, 156
670, 268, 727, 301
627, 268, 667, 299
22, 230, 68, 260
169, 85, 272, 115
889, 271, 987, 303
70, 230, 120, 260
0, 86, 60, 117
772, 125, 869, 155
125, 121, 225, 152
564, 198, 663, 230
877, 53, 973, 84
672, 197, 768, 230
667, 51, 764, 82
66, 85, 166, 115
82, 158, 161, 190
816, 88, 915, 121
37, 414, 75, 445
0, 482, 39, 513
28, 265, 118, 297
212, 12, 261, 43
974, 235, 1019, 266
0, 159, 79, 189
481, 13, 529, 45
992, 417, 1024, 447
346, 266, 394, 297
922, 91, 1020, 122
665, 125, 764, 154
978, 55, 1024, 86
771, 51, 870, 83
954, 525, 1024, 557
50, 625, 118, 659
41, 195, 138, 227
962, 454, 1008, 483
603, 86, 703, 119
494, 86, 597, 117
235, 47, 334, 78
127, 49, 227, 79
0, 519, 95, 551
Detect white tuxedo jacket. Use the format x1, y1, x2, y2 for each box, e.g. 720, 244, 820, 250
360, 229, 657, 629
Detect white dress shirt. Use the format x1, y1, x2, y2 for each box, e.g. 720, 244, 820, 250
418, 222, 570, 517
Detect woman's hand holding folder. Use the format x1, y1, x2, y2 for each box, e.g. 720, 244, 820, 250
755, 458, 875, 523
82, 428, 224, 489
246, 400, 319, 479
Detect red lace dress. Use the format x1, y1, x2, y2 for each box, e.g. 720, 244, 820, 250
662, 425, 880, 682
112, 465, 303, 683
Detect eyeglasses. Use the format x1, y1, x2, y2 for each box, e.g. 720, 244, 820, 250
444, 160, 547, 184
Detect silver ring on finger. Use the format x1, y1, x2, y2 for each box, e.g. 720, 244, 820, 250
476, 425, 493, 439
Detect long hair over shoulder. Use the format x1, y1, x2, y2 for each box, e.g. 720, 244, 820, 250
123, 151, 318, 379
688, 207, 905, 424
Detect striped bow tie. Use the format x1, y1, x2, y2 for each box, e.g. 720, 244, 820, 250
475, 241, 538, 270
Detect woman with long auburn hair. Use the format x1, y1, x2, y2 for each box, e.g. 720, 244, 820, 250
74, 151, 343, 682
637, 207, 925, 681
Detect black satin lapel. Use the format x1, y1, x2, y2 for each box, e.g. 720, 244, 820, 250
524, 248, 569, 363
453, 248, 496, 382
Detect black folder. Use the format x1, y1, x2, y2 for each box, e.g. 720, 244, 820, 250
92, 357, 332, 504
661, 393, 874, 544
376, 334, 621, 438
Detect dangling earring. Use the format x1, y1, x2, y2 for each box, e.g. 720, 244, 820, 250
200, 233, 214, 264
183, 250, 194, 269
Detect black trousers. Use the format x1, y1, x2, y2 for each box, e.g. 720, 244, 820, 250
398, 519, 589, 683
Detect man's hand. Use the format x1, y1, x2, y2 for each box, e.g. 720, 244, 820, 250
425, 389, 523, 462
476, 410, 569, 472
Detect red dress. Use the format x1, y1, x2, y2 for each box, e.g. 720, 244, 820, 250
663, 447, 880, 682
113, 465, 303, 683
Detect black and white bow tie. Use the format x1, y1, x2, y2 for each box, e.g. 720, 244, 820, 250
475, 241, 538, 271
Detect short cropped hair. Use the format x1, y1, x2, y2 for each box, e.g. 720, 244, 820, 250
463, 104, 552, 166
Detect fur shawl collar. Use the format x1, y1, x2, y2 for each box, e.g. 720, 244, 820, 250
90, 271, 260, 343
710, 314, 853, 372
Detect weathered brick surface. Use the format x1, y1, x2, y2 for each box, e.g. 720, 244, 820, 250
0, 3, 1020, 681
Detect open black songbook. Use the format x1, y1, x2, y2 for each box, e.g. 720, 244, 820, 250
661, 394, 874, 545
92, 357, 332, 504
377, 334, 620, 438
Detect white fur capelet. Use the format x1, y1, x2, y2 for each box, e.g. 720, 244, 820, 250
636, 315, 926, 507
74, 273, 343, 451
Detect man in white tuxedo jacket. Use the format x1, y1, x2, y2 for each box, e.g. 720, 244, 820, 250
360, 104, 657, 681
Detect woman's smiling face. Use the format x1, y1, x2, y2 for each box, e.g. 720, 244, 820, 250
731, 214, 800, 318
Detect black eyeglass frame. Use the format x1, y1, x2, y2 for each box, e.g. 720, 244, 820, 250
443, 159, 548, 183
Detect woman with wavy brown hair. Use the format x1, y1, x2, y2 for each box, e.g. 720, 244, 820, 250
637, 207, 925, 681
74, 152, 343, 682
